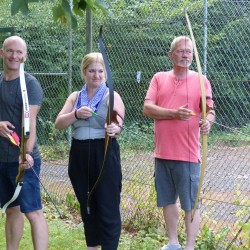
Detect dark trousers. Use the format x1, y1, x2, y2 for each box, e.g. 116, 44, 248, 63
68, 138, 122, 250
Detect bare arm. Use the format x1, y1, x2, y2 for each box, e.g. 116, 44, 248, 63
143, 99, 194, 121
106, 91, 125, 137
55, 92, 79, 130
200, 109, 216, 135
20, 105, 40, 168
207, 109, 216, 125
113, 92, 125, 125
26, 105, 40, 152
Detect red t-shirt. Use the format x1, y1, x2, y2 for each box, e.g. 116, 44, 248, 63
145, 70, 213, 163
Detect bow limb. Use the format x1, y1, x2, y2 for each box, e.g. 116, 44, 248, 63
99, 25, 115, 121
1, 183, 23, 213
86, 26, 114, 214
2, 63, 30, 214
98, 25, 115, 179
1, 129, 26, 213
16, 62, 30, 187
184, 9, 208, 222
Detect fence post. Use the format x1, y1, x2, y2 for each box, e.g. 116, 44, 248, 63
203, 0, 208, 76
86, 8, 92, 53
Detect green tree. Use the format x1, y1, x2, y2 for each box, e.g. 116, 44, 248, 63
10, 0, 108, 28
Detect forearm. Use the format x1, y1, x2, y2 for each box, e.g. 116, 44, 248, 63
26, 105, 40, 152
143, 101, 178, 120
26, 127, 36, 152
55, 92, 78, 130
200, 110, 215, 135
55, 110, 77, 130
207, 109, 216, 125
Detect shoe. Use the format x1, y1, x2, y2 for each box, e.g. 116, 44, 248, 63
160, 243, 182, 250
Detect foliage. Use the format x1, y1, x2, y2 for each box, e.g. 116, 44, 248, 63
119, 122, 154, 151
66, 193, 80, 211
196, 225, 230, 250
239, 123, 250, 138
1, 188, 249, 249
39, 141, 69, 160
231, 199, 250, 249
38, 119, 70, 159
10, 0, 108, 29
207, 1, 250, 127
121, 183, 167, 249
2, 0, 250, 127
209, 122, 250, 147
123, 183, 161, 232
240, 219, 250, 249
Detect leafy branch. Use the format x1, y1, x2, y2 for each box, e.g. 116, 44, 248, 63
10, 0, 108, 29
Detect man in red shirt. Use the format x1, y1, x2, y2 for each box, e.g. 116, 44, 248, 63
143, 36, 215, 250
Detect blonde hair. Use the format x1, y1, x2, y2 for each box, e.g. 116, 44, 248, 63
80, 52, 107, 81
170, 36, 193, 52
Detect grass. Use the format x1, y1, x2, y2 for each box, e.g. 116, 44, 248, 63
3, 122, 249, 249
0, 203, 164, 250
0, 216, 86, 250
0, 218, 164, 250
1, 195, 249, 249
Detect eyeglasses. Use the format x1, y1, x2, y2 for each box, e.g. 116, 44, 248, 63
175, 49, 193, 55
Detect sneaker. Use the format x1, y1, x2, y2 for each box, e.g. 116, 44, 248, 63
160, 243, 182, 250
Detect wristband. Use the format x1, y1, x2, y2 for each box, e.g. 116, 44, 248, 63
74, 109, 79, 120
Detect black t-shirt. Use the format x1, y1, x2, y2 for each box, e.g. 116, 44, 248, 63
0, 73, 43, 162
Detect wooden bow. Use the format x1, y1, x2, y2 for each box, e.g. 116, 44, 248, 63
87, 26, 114, 214
184, 9, 208, 222
2, 62, 30, 213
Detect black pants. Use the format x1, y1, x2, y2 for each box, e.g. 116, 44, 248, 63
68, 138, 122, 250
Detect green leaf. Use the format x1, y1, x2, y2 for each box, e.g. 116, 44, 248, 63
76, 0, 87, 11
52, 5, 66, 23
52, 0, 78, 29
61, 0, 78, 29
61, 0, 72, 14
10, 0, 108, 28
233, 200, 241, 205
11, 0, 29, 15
72, 0, 85, 16
85, 0, 108, 13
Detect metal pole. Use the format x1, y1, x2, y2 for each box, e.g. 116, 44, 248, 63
68, 0, 73, 145
86, 8, 92, 53
203, 0, 208, 76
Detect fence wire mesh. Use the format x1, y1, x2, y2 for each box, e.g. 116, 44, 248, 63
0, 0, 249, 248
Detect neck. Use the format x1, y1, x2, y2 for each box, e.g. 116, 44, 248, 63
172, 67, 190, 79
86, 85, 98, 99
2, 70, 20, 81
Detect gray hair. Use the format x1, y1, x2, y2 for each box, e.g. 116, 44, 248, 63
170, 36, 193, 52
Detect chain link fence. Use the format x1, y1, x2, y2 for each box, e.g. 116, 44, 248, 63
0, 0, 249, 248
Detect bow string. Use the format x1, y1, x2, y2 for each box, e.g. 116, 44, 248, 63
184, 9, 208, 222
